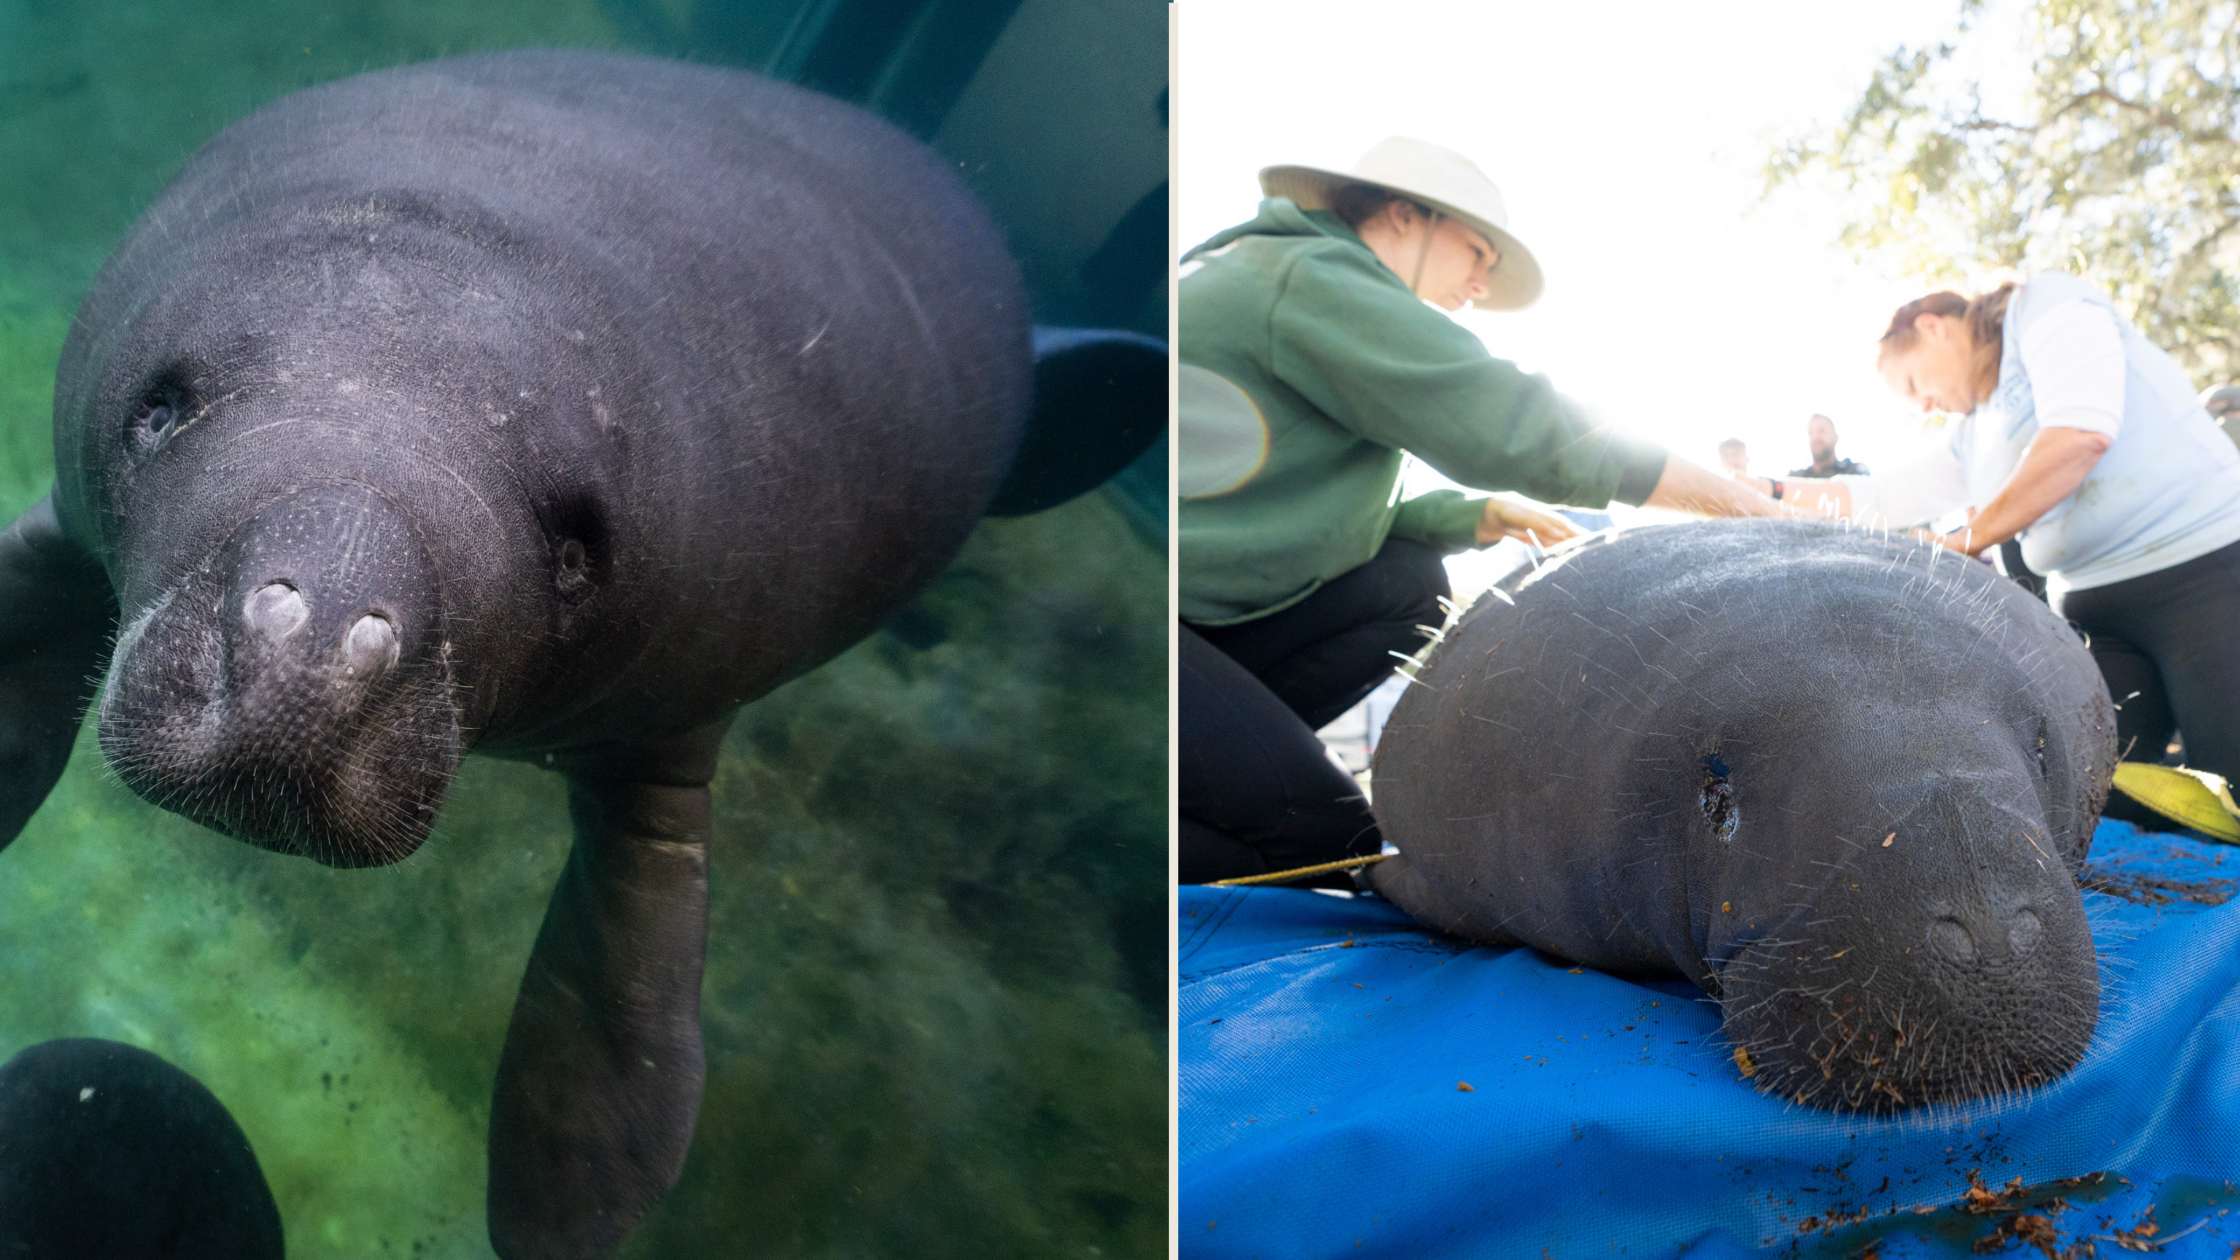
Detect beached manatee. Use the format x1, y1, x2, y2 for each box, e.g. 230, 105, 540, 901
0, 50, 1162, 1260
1368, 518, 2116, 1112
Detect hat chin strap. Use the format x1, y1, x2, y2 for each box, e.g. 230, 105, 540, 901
1409, 210, 1442, 297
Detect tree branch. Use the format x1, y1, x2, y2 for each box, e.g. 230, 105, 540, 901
1769, 7, 2240, 382
1954, 116, 2037, 134
2065, 85, 2234, 146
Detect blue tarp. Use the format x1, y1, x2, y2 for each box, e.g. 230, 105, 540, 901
1179, 820, 2240, 1258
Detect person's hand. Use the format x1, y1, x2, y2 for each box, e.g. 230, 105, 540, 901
1642, 456, 1790, 519
1477, 498, 1579, 548
1785, 481, 1850, 519
1910, 526, 1985, 557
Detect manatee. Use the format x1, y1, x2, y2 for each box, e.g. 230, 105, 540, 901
1367, 518, 2117, 1112
0, 1038, 284, 1259
0, 50, 1161, 1258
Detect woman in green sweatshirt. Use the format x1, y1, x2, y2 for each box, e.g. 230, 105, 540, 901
1178, 137, 1781, 886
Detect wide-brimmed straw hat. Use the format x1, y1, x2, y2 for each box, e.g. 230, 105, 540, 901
1259, 136, 1544, 310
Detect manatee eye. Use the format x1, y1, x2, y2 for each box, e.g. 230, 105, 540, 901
553, 537, 595, 607
1700, 754, 1739, 843
127, 377, 195, 453
540, 489, 608, 615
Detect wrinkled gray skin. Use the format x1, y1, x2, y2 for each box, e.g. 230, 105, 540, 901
1369, 519, 2116, 1113
0, 51, 1159, 1260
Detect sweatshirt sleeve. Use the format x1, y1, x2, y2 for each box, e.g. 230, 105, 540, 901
2017, 298, 2126, 438
1267, 245, 1667, 508
1389, 491, 1488, 554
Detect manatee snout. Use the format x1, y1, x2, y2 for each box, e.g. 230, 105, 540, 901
98, 484, 462, 866
1714, 780, 2099, 1113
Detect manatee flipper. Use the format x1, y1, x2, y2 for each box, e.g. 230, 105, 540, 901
984, 327, 1168, 517
0, 494, 117, 851
487, 726, 728, 1259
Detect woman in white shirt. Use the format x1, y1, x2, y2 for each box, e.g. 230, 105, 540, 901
1761, 274, 2240, 796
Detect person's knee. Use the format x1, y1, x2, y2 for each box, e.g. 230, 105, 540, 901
1367, 538, 1452, 628
1383, 536, 1452, 595
2089, 649, 2175, 764
1178, 816, 1264, 884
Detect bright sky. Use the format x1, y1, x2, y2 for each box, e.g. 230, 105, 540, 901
1178, 0, 2024, 593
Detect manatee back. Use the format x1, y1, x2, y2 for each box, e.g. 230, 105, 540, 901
1369, 518, 2115, 978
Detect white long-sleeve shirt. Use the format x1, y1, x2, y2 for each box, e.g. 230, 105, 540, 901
1836, 273, 2240, 593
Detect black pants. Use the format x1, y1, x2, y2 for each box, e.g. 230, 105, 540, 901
2056, 538, 2240, 819
1179, 539, 1450, 886
1996, 539, 2050, 601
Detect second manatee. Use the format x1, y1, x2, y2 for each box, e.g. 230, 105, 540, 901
1368, 518, 2116, 1112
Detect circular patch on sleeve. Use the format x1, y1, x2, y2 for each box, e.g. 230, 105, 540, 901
1179, 365, 1270, 498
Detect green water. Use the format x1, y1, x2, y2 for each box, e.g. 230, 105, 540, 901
0, 1, 1168, 1256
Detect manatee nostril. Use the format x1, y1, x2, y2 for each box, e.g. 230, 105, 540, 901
244, 583, 308, 639
344, 613, 400, 677
1929, 918, 1975, 961
2009, 908, 2043, 957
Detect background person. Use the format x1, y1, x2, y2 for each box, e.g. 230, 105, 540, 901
1789, 413, 1868, 477
2201, 384, 2240, 452
1178, 137, 1786, 887
1718, 438, 1751, 475
1764, 275, 2240, 802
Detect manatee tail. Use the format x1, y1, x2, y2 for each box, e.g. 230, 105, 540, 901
983, 327, 1167, 517
0, 493, 117, 852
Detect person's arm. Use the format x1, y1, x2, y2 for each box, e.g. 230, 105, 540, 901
1926, 296, 2124, 553
1764, 438, 1972, 528
1386, 491, 1583, 550
1928, 427, 2113, 554
1733, 472, 1854, 517
1641, 456, 1790, 518
1268, 248, 1664, 510
1477, 497, 1581, 545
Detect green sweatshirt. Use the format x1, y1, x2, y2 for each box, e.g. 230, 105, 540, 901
1178, 199, 1667, 625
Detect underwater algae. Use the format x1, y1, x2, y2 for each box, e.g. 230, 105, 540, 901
0, 278, 63, 514
0, 0, 625, 309
0, 4, 1166, 1255
0, 488, 1166, 1258
0, 260, 1164, 1257
1, 255, 1165, 1257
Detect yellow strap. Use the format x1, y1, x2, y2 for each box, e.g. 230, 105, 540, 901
1209, 852, 1396, 887
2111, 762, 2240, 844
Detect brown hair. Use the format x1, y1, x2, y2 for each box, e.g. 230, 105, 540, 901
1328, 182, 1431, 230
1878, 282, 2017, 409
